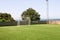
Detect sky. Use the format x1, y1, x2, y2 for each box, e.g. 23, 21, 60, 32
0, 0, 60, 20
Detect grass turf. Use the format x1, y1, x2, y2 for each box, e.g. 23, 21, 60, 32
0, 24, 60, 40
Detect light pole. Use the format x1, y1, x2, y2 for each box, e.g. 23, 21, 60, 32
46, 0, 49, 24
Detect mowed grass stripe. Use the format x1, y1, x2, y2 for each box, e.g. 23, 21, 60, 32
0, 24, 60, 40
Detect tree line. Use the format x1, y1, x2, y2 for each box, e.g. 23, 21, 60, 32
0, 8, 40, 22
0, 13, 15, 22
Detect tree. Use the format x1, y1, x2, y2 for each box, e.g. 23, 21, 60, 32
0, 13, 15, 22
21, 8, 40, 21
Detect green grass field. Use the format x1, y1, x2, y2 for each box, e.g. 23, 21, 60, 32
0, 24, 60, 40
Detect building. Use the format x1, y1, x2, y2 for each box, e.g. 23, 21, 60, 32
49, 19, 60, 24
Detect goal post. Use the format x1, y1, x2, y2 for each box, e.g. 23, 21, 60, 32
26, 17, 31, 25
